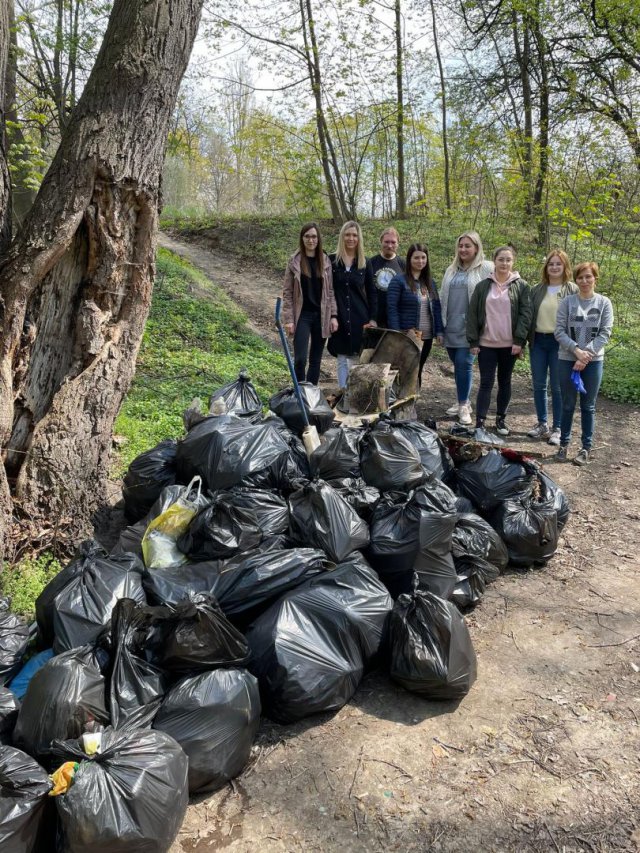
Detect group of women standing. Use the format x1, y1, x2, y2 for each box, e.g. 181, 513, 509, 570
282, 222, 613, 466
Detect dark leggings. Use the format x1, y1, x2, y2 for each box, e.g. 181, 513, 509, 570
417, 337, 433, 388
293, 310, 326, 385
476, 346, 517, 420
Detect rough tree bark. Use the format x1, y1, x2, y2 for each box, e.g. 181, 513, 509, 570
0, 0, 204, 561
0, 0, 11, 252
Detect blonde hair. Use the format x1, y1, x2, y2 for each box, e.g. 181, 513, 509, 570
541, 249, 571, 285
336, 221, 366, 269
444, 230, 486, 279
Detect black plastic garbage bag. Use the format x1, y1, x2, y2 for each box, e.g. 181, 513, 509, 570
0, 599, 29, 686
328, 477, 380, 520
122, 439, 178, 523
451, 555, 501, 608
143, 559, 223, 606
36, 540, 104, 647
455, 449, 535, 513
454, 496, 475, 514
452, 513, 508, 572
51, 727, 188, 853
413, 510, 457, 600
537, 470, 570, 532
160, 594, 250, 673
264, 416, 312, 484
0, 688, 19, 744
247, 557, 391, 723
52, 548, 146, 653
13, 647, 108, 763
177, 497, 262, 561
176, 415, 292, 492
210, 548, 330, 626
488, 495, 559, 568
268, 383, 335, 435
110, 519, 147, 559
310, 427, 362, 480
0, 745, 51, 853
388, 419, 454, 480
360, 419, 425, 491
216, 486, 289, 536
413, 476, 459, 515
108, 599, 170, 730
209, 369, 262, 421
154, 669, 260, 794
389, 588, 477, 699
288, 480, 370, 563
365, 492, 422, 583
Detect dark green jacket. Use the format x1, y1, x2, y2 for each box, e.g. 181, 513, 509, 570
466, 277, 532, 348
527, 281, 578, 346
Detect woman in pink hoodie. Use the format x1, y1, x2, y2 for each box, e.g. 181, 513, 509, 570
466, 245, 532, 436
282, 222, 338, 386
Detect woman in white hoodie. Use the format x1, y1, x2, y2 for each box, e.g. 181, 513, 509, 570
440, 231, 493, 424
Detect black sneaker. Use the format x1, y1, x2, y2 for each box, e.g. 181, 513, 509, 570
555, 445, 568, 463
495, 417, 510, 436
573, 448, 590, 466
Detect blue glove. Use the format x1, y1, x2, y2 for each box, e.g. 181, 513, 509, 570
571, 369, 587, 394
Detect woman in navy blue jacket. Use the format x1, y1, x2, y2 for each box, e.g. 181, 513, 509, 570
387, 242, 444, 386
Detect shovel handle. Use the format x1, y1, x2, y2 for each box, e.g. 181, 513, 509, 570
274, 298, 311, 429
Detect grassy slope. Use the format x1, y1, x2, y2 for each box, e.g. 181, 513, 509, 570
162, 212, 640, 403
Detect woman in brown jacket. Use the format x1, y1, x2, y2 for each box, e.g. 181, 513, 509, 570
283, 222, 338, 386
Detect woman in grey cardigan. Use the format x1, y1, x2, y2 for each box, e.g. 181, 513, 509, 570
554, 261, 613, 466
440, 231, 493, 425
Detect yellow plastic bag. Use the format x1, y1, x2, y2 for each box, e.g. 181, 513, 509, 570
141, 476, 202, 569
49, 761, 79, 796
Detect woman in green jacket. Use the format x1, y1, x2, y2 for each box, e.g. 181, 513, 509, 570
526, 249, 578, 445
467, 245, 532, 436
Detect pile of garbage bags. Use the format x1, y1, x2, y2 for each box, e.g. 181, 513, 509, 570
0, 371, 570, 851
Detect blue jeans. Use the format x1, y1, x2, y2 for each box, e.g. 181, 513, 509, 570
293, 310, 326, 385
558, 359, 603, 450
529, 333, 562, 428
446, 347, 475, 403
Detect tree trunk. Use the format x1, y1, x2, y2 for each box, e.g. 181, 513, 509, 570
533, 16, 550, 247
0, 0, 11, 252
429, 0, 451, 212
394, 0, 406, 218
512, 10, 533, 217
0, 0, 203, 561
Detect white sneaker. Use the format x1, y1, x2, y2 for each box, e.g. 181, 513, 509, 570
458, 404, 472, 425
447, 401, 472, 416
547, 428, 561, 446
527, 422, 550, 439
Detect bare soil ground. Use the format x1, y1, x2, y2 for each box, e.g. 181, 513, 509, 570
160, 232, 640, 853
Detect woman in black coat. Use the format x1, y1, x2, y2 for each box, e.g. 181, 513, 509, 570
328, 220, 377, 390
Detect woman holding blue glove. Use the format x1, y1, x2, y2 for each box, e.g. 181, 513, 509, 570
554, 261, 613, 466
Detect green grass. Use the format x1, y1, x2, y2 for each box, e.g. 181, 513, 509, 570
2, 553, 62, 618
113, 248, 290, 474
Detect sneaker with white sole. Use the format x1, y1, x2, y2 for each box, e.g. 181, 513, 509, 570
527, 422, 550, 439
573, 447, 590, 466
495, 417, 510, 436
547, 428, 561, 446
555, 445, 568, 462
446, 401, 472, 416
458, 404, 472, 425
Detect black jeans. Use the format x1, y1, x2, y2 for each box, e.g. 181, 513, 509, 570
476, 346, 517, 420
293, 310, 326, 385
417, 337, 433, 388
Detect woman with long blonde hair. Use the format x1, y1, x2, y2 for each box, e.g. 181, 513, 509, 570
440, 231, 493, 424
526, 249, 577, 445
328, 221, 377, 390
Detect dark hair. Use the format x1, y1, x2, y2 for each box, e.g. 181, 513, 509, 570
299, 222, 323, 276
405, 243, 434, 296
573, 261, 599, 280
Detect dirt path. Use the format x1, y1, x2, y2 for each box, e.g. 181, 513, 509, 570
162, 232, 640, 853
